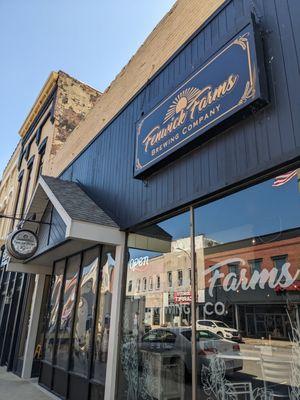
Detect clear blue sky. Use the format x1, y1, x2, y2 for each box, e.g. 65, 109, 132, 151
0, 0, 175, 177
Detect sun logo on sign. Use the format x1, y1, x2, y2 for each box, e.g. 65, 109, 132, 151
163, 87, 201, 124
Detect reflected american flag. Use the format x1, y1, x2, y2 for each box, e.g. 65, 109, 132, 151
272, 170, 298, 187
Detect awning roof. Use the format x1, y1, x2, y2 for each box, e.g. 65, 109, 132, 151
8, 175, 125, 273
40, 176, 119, 228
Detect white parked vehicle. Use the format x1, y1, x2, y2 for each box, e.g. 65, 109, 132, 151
197, 319, 243, 342
140, 328, 243, 375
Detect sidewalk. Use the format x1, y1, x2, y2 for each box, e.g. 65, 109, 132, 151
0, 367, 58, 400
243, 337, 293, 348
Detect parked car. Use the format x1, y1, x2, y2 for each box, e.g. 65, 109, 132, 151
140, 327, 243, 375
196, 319, 243, 342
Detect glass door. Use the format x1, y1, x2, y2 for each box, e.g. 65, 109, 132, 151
117, 211, 193, 400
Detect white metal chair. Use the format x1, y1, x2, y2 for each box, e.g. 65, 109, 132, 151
226, 382, 255, 400
260, 354, 291, 399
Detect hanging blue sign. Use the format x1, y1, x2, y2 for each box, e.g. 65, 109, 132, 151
134, 23, 267, 178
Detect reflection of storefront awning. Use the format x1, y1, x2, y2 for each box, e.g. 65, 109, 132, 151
8, 175, 125, 274
128, 224, 172, 253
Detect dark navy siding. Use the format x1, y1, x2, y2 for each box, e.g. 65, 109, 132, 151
48, 208, 66, 247
37, 203, 66, 255
37, 202, 52, 251
61, 0, 300, 229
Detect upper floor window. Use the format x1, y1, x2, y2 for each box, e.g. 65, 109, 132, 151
188, 268, 191, 285
167, 271, 172, 288
142, 277, 147, 291
177, 270, 183, 286
156, 275, 160, 290
36, 137, 47, 182
149, 277, 153, 291
136, 279, 141, 292
228, 262, 240, 279
213, 271, 221, 287
20, 157, 34, 219
248, 259, 263, 273
37, 152, 44, 180
272, 255, 288, 270
12, 171, 24, 228
128, 280, 133, 293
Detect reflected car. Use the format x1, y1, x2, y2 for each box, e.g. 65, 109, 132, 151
196, 319, 243, 343
140, 328, 243, 375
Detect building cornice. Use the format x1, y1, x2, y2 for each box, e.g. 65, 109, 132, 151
19, 71, 58, 138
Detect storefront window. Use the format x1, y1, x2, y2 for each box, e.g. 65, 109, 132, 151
55, 254, 81, 369
43, 260, 65, 362
70, 247, 99, 376
40, 245, 116, 398
194, 168, 300, 399
16, 275, 35, 372
117, 211, 193, 400
92, 246, 115, 384
34, 276, 51, 369
115, 167, 300, 399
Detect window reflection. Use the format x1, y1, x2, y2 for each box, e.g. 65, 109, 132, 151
92, 246, 115, 384
118, 212, 193, 400
43, 260, 65, 363
71, 247, 99, 376
42, 245, 116, 394
195, 169, 300, 399
118, 167, 300, 400
55, 254, 80, 369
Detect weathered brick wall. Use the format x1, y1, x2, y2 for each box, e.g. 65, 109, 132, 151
2, 72, 101, 235
46, 0, 225, 176
50, 71, 101, 162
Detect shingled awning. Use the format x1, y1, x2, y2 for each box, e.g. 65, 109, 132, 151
40, 176, 119, 229
8, 175, 125, 274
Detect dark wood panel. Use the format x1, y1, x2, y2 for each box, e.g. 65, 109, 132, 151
68, 373, 89, 400
37, 203, 66, 254
52, 367, 68, 398
60, 0, 300, 230
275, 0, 300, 149
37, 202, 51, 250
49, 208, 66, 246
288, 0, 300, 79
262, 0, 295, 154
90, 382, 105, 400
39, 361, 53, 389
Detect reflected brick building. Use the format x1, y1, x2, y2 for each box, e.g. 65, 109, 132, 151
126, 228, 300, 340
203, 227, 300, 339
